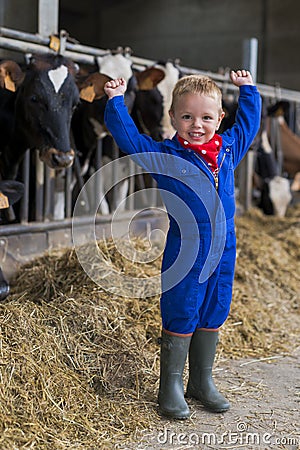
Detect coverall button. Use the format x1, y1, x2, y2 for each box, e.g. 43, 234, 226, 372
181, 168, 186, 173
226, 148, 230, 152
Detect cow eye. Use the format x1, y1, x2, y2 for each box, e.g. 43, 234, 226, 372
30, 95, 38, 103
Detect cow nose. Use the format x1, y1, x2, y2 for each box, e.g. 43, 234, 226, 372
52, 150, 75, 168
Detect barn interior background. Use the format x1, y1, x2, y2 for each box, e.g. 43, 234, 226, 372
0, 2, 299, 449
1, 0, 300, 90
0, 0, 300, 277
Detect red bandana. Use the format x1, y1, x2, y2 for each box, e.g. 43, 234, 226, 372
177, 134, 222, 173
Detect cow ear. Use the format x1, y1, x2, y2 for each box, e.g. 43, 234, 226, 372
78, 72, 111, 102
0, 61, 25, 91
135, 67, 165, 90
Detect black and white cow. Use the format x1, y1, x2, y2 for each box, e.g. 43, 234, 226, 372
0, 54, 80, 181
254, 129, 292, 217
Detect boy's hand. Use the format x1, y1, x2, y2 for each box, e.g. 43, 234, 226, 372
230, 70, 254, 87
104, 77, 127, 99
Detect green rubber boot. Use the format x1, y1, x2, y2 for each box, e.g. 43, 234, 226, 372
158, 331, 192, 419
186, 330, 230, 412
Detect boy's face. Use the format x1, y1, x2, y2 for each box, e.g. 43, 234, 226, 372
169, 92, 225, 145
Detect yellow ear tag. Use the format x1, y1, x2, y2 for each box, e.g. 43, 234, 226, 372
0, 192, 9, 209
80, 85, 96, 102
49, 35, 60, 52
4, 75, 16, 92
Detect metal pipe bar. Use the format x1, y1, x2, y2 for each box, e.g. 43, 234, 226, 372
0, 26, 49, 45
1, 27, 300, 103
0, 208, 163, 236
0, 36, 97, 64
0, 26, 110, 57
0, 36, 55, 55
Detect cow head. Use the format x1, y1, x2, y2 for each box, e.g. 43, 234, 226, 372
0, 54, 80, 179
131, 62, 180, 141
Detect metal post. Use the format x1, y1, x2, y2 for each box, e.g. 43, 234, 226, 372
242, 38, 258, 83
95, 137, 103, 213
20, 149, 30, 223
38, 0, 59, 36
238, 38, 258, 212
44, 166, 55, 220
35, 152, 44, 222
65, 167, 72, 218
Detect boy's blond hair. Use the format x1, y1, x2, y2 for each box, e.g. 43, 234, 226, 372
170, 75, 223, 114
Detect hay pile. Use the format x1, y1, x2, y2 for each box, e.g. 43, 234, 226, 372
223, 205, 300, 357
0, 206, 299, 449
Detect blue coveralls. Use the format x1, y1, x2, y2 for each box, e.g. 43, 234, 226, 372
104, 85, 262, 335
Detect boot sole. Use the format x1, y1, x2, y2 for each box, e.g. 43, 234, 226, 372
158, 407, 190, 420
186, 392, 230, 413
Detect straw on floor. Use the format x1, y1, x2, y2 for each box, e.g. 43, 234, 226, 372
0, 206, 299, 449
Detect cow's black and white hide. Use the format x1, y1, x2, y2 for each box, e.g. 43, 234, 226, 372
254, 130, 292, 217
0, 54, 80, 180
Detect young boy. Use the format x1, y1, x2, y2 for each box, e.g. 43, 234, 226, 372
104, 70, 261, 419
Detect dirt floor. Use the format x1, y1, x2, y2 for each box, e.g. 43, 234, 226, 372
116, 347, 300, 450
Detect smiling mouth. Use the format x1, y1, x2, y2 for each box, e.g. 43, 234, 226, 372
189, 132, 204, 138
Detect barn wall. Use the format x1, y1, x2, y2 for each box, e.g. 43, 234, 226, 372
58, 0, 300, 91
0, 0, 38, 32
0, 0, 38, 61
96, 0, 263, 75
0, 0, 299, 90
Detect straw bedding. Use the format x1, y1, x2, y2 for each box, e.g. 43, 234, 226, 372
0, 206, 299, 449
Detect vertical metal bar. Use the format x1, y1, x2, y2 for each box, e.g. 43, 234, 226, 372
20, 149, 30, 223
35, 152, 44, 222
238, 38, 259, 211
38, 0, 59, 36
150, 176, 158, 207
73, 155, 90, 213
128, 159, 136, 210
59, 29, 68, 56
95, 137, 103, 213
242, 38, 258, 84
295, 103, 300, 136
289, 101, 296, 132
111, 140, 119, 212
65, 167, 72, 218
44, 166, 55, 220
